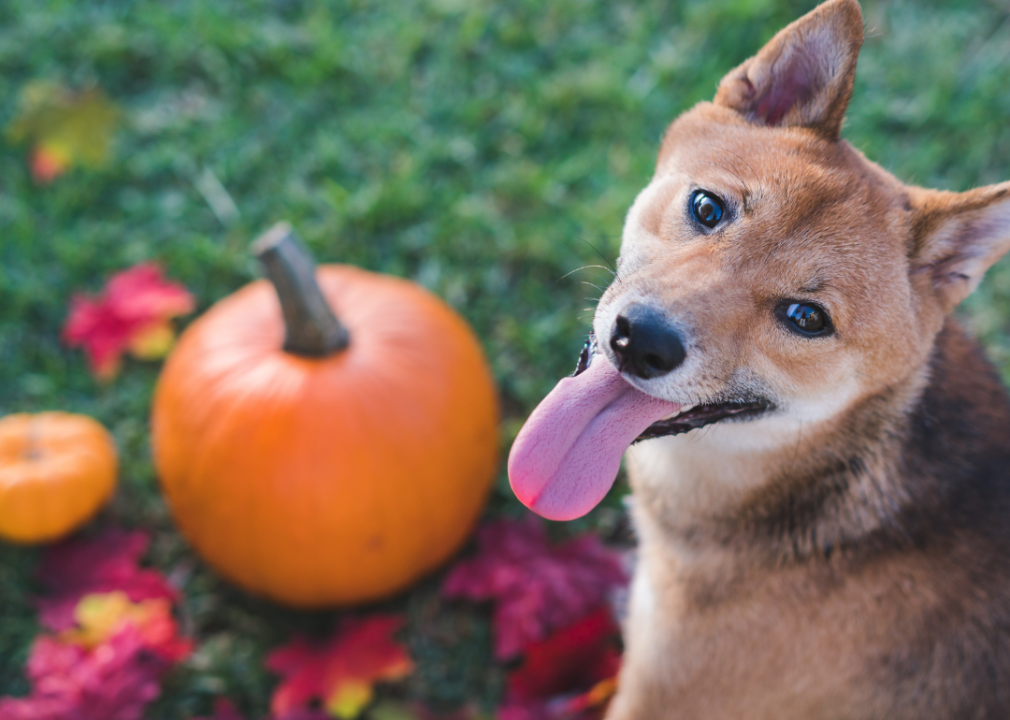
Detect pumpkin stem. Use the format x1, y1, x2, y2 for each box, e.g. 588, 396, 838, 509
252, 222, 350, 356
24, 417, 43, 462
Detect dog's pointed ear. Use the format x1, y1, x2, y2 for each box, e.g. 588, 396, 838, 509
910, 182, 1010, 312
714, 0, 863, 140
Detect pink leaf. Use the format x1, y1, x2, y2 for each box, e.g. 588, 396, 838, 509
3, 527, 191, 720
498, 609, 621, 720
63, 263, 193, 379
442, 516, 627, 659
267, 615, 414, 719
505, 609, 619, 701
0, 627, 174, 720
36, 528, 178, 632
103, 263, 194, 324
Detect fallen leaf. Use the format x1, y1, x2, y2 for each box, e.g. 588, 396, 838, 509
63, 591, 192, 662
498, 609, 620, 720
30, 145, 72, 184
0, 626, 175, 720
2, 526, 191, 720
36, 528, 179, 632
442, 516, 627, 659
267, 615, 414, 720
5, 81, 120, 183
62, 263, 194, 379
128, 321, 177, 359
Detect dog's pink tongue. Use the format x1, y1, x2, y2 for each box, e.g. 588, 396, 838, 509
509, 356, 680, 520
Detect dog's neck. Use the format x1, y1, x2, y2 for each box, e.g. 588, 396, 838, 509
627, 320, 1010, 570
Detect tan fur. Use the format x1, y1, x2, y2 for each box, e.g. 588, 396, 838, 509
594, 1, 1010, 717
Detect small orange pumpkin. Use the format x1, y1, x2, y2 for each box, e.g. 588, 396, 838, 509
152, 223, 499, 607
0, 412, 117, 544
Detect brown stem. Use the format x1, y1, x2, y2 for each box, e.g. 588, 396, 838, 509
23, 417, 43, 462
252, 222, 350, 356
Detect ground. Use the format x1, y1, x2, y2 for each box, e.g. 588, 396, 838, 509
1, 0, 1010, 717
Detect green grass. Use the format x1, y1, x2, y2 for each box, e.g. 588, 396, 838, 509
1, 0, 1009, 716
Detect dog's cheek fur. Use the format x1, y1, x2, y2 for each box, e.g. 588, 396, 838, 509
614, 323, 1010, 720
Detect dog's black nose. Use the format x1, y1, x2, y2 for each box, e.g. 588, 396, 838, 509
610, 304, 686, 379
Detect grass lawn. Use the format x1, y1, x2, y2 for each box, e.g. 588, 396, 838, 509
1, 0, 1009, 716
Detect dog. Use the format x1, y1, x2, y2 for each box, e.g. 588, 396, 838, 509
508, 0, 1010, 717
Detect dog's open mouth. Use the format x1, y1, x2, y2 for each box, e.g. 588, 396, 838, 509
572, 332, 770, 441
635, 401, 770, 440
509, 331, 773, 521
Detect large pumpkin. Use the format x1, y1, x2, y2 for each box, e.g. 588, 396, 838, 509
0, 412, 117, 544
152, 224, 499, 607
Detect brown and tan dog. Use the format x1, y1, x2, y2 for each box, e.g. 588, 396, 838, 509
508, 0, 1010, 717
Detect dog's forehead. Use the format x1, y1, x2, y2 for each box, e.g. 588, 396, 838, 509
659, 108, 886, 201
617, 105, 919, 326
632, 104, 910, 263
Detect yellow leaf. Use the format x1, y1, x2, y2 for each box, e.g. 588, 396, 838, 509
6, 81, 121, 178
31, 143, 73, 183
326, 680, 374, 719
128, 322, 176, 360
62, 591, 166, 648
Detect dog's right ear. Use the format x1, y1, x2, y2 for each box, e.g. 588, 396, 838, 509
909, 182, 1010, 313
714, 0, 863, 140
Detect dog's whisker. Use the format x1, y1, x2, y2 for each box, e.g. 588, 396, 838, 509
560, 265, 619, 286
578, 238, 621, 282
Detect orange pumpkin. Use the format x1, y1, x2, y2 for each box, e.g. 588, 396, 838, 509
0, 412, 117, 544
152, 223, 499, 607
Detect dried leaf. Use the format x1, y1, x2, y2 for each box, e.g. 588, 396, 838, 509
63, 591, 192, 662
5, 81, 120, 183
267, 616, 414, 720
62, 263, 194, 379
0, 627, 174, 720
30, 145, 72, 184
498, 609, 620, 720
442, 516, 627, 659
36, 528, 179, 632
2, 526, 190, 720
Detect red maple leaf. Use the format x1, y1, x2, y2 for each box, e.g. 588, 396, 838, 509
62, 591, 193, 663
63, 262, 194, 379
0, 625, 176, 720
267, 615, 414, 719
35, 528, 178, 632
2, 527, 191, 720
498, 608, 621, 720
441, 516, 628, 659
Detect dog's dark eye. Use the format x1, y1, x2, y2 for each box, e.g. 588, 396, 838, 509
781, 302, 831, 336
691, 190, 725, 229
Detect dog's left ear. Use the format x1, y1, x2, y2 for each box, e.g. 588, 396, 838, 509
714, 0, 863, 140
910, 182, 1010, 312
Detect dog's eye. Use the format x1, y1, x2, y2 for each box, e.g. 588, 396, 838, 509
691, 190, 725, 229
781, 302, 832, 337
